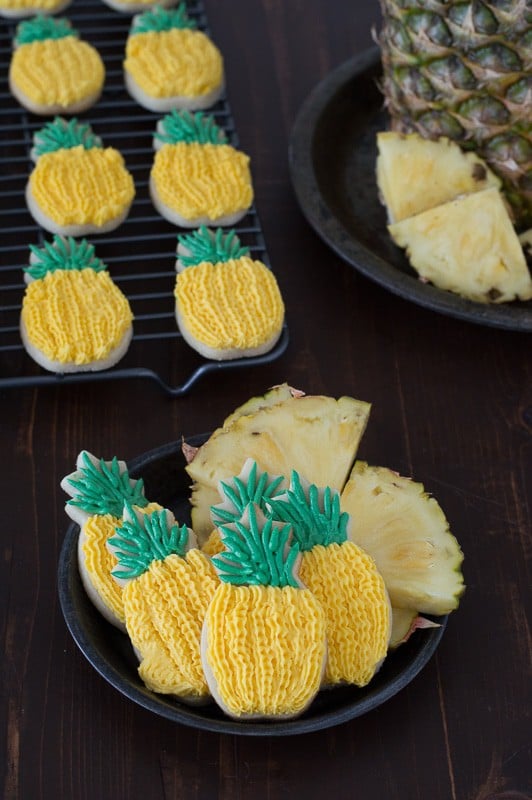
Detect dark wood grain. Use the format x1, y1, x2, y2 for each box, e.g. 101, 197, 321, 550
1, 1, 531, 799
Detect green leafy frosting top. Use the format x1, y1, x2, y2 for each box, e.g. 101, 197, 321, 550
130, 3, 197, 35
212, 503, 300, 588
211, 459, 284, 526
109, 506, 192, 580
25, 236, 105, 281
33, 118, 102, 158
155, 110, 227, 146
268, 471, 349, 551
64, 451, 149, 518
15, 15, 76, 46
178, 226, 250, 268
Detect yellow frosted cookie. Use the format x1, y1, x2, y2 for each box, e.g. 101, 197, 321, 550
150, 110, 253, 227
9, 16, 104, 114
124, 5, 224, 112
174, 227, 285, 360
102, 0, 178, 14
26, 118, 135, 236
0, 0, 70, 19
21, 236, 133, 373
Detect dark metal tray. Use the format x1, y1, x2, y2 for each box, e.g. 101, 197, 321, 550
0, 0, 288, 396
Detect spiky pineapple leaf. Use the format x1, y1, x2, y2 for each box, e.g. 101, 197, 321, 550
109, 506, 190, 580
130, 2, 196, 34
65, 451, 148, 518
211, 459, 284, 526
33, 118, 102, 158
155, 110, 227, 146
15, 15, 76, 46
25, 236, 105, 281
177, 226, 249, 268
212, 503, 299, 587
268, 471, 349, 551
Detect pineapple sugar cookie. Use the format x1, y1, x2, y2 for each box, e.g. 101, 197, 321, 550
124, 4, 224, 112
0, 0, 70, 20
9, 15, 105, 114
150, 110, 253, 227
175, 226, 285, 360
26, 118, 135, 236
21, 235, 133, 373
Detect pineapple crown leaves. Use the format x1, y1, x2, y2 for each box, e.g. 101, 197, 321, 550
25, 236, 106, 281
130, 2, 197, 35
15, 15, 76, 46
268, 470, 349, 552
62, 451, 149, 518
109, 504, 192, 581
212, 503, 300, 588
155, 110, 228, 146
211, 458, 284, 527
177, 226, 250, 268
32, 117, 102, 158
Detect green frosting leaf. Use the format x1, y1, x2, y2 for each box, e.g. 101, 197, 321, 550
15, 15, 76, 46
65, 452, 149, 518
211, 459, 284, 526
155, 110, 227, 146
268, 471, 349, 551
25, 236, 106, 280
109, 506, 191, 580
178, 226, 250, 268
130, 3, 197, 34
212, 503, 300, 588
33, 118, 102, 157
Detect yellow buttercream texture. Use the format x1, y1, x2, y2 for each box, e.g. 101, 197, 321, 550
201, 528, 224, 556
2, 0, 63, 7
29, 147, 135, 227
175, 257, 284, 350
10, 37, 104, 107
125, 29, 223, 99
82, 514, 126, 623
205, 584, 326, 717
300, 542, 391, 687
22, 269, 133, 365
123, 550, 219, 698
151, 142, 253, 220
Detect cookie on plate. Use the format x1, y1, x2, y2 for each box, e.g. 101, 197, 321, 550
21, 235, 133, 373
150, 110, 253, 227
9, 15, 105, 114
174, 226, 285, 360
26, 118, 135, 236
124, 4, 224, 112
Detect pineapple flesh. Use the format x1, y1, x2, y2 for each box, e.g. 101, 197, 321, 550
377, 0, 532, 229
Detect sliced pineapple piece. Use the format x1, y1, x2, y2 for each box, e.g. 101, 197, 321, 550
186, 393, 371, 540
376, 131, 501, 224
222, 383, 302, 429
389, 188, 532, 303
341, 461, 464, 616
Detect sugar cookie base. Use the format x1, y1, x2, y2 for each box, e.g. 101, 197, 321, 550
25, 182, 133, 236
20, 316, 133, 374
124, 70, 224, 113
149, 176, 250, 229
9, 78, 102, 116
175, 307, 282, 361
101, 0, 177, 12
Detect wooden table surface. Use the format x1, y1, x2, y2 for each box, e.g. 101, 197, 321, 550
1, 1, 531, 798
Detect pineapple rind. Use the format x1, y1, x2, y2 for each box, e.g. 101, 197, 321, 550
222, 383, 298, 429
341, 461, 465, 616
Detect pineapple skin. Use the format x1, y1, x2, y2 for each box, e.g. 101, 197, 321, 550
378, 0, 532, 229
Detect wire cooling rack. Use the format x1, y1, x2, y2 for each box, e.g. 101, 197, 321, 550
0, 0, 288, 396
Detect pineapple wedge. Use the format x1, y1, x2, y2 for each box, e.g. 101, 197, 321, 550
186, 392, 371, 540
341, 462, 464, 616
389, 188, 532, 303
376, 131, 501, 224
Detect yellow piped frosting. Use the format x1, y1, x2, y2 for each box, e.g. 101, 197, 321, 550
122, 550, 219, 698
204, 583, 326, 717
201, 528, 224, 556
82, 514, 126, 623
21, 269, 133, 365
29, 147, 135, 227
175, 256, 284, 350
151, 142, 253, 220
2, 0, 64, 8
300, 542, 391, 687
10, 38, 104, 107
125, 29, 223, 99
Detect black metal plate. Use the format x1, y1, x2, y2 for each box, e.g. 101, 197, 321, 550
289, 47, 532, 332
58, 435, 447, 736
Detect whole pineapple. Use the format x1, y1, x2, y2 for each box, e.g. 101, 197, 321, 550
377, 0, 532, 229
